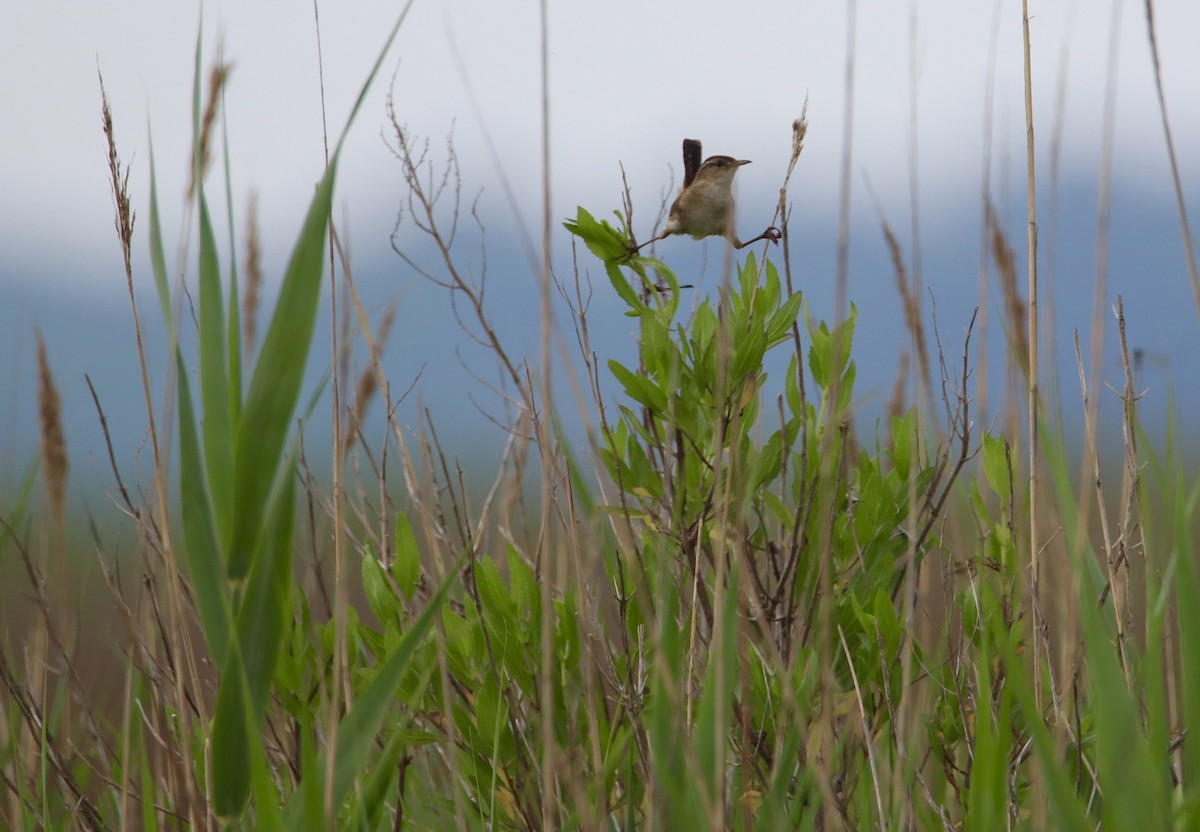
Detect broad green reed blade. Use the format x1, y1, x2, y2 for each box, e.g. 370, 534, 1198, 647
226, 0, 414, 585
225, 162, 333, 582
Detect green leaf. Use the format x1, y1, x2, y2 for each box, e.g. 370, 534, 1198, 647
730, 328, 767, 383
872, 589, 901, 663
605, 259, 644, 312
554, 594, 580, 671
362, 550, 394, 625
837, 360, 856, 414
766, 291, 803, 345
752, 432, 783, 488
609, 359, 668, 412
833, 305, 858, 378
982, 434, 1010, 501
392, 513, 420, 601
808, 319, 831, 387
639, 313, 674, 377
888, 408, 915, 481
475, 556, 518, 625
563, 206, 630, 262
507, 544, 540, 637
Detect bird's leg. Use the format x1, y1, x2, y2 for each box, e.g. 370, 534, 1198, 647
625, 231, 666, 257
732, 226, 783, 249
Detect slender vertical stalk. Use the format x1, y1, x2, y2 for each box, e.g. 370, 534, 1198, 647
311, 3, 346, 827
538, 0, 557, 828
1021, 0, 1042, 713
1143, 0, 1200, 324
817, 3, 858, 826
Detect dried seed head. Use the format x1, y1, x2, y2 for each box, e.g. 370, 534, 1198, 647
188, 58, 234, 199
36, 328, 68, 527
243, 190, 262, 354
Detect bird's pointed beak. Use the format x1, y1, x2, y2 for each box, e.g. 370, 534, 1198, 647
737, 159, 752, 167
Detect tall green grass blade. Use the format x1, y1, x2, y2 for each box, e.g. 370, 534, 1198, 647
283, 551, 464, 829
964, 659, 1011, 831
693, 569, 738, 820
991, 596, 1089, 832
145, 139, 173, 340
249, 725, 284, 832
137, 697, 160, 832
1173, 475, 1200, 796
347, 727, 410, 832
211, 454, 298, 817
176, 350, 231, 668
645, 560, 706, 829
1078, 554, 1170, 829
220, 107, 244, 425
0, 456, 37, 559
197, 191, 235, 546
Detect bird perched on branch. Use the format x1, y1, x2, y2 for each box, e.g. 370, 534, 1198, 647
629, 138, 781, 254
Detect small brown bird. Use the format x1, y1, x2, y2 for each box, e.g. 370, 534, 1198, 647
630, 138, 781, 254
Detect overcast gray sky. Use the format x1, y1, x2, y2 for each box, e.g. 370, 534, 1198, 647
3, 0, 1199, 473
4, 1, 1197, 293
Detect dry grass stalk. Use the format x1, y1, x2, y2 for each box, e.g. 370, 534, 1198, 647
882, 219, 931, 398
343, 301, 398, 453
775, 105, 808, 296
1142, 0, 1200, 324
987, 202, 1028, 369
99, 66, 204, 830
99, 72, 135, 275
1113, 296, 1145, 645
34, 326, 70, 726
1072, 331, 1128, 679
886, 350, 911, 429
